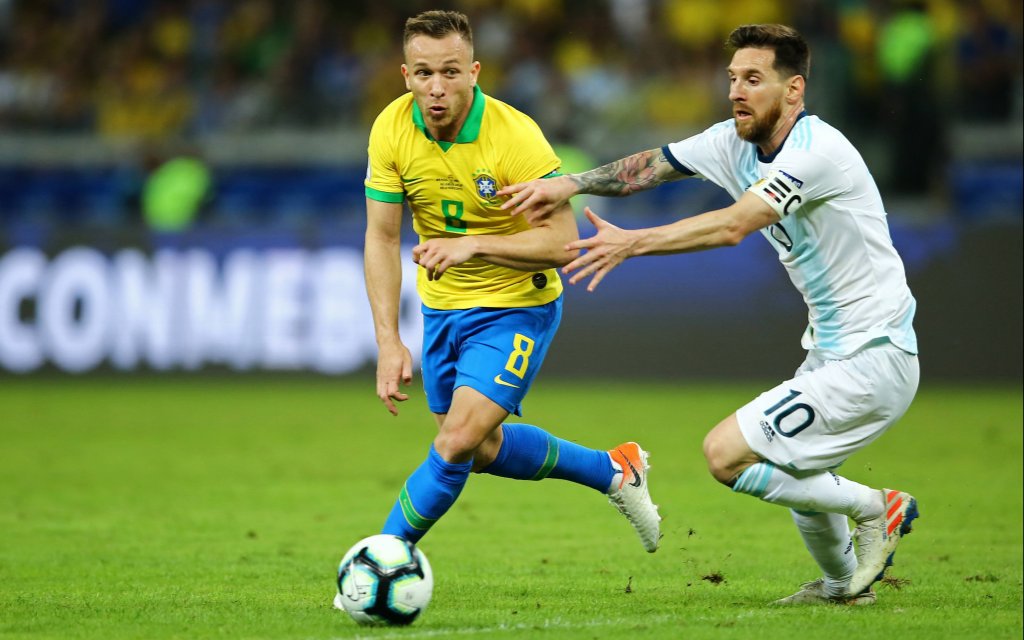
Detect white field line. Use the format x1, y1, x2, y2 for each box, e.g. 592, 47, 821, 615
320, 612, 710, 639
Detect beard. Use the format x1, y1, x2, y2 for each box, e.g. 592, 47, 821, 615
418, 91, 470, 139
735, 99, 783, 146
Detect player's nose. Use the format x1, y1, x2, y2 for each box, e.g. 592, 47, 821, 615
728, 80, 744, 102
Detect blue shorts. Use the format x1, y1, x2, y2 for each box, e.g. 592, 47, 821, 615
420, 297, 563, 416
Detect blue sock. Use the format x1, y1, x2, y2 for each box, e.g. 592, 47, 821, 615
480, 423, 614, 492
732, 462, 776, 498
381, 445, 473, 543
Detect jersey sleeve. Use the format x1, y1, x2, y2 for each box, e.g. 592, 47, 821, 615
748, 149, 853, 219
662, 120, 733, 180
364, 112, 404, 203
498, 116, 561, 185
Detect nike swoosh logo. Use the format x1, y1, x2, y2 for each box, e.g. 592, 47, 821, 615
621, 452, 643, 488
400, 176, 422, 184
493, 374, 520, 388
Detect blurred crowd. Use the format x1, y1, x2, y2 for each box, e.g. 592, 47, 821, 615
0, 0, 1019, 138
0, 0, 1020, 211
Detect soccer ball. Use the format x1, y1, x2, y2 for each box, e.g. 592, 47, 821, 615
334, 534, 433, 626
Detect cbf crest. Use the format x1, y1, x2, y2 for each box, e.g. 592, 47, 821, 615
473, 169, 499, 202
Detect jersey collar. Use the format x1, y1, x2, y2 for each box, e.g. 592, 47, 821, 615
411, 84, 485, 150
756, 110, 807, 163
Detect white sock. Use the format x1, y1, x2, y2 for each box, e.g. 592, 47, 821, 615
790, 509, 856, 597
732, 462, 884, 522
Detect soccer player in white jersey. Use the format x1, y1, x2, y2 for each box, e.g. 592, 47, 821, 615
498, 23, 920, 605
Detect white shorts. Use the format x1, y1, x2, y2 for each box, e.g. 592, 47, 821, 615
736, 343, 919, 472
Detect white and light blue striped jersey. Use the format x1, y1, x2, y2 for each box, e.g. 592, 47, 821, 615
663, 113, 918, 358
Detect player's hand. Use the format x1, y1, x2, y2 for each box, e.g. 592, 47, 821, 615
413, 238, 476, 281
562, 207, 637, 292
375, 341, 413, 416
498, 175, 577, 225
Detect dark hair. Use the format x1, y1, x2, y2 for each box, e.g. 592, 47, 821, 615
726, 24, 810, 80
403, 10, 473, 49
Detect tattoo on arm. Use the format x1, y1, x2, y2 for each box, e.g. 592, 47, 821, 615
569, 149, 674, 197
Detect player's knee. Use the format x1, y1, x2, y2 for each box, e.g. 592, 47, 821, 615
702, 432, 737, 485
433, 431, 475, 463
434, 420, 490, 464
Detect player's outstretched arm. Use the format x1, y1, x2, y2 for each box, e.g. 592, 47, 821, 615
496, 174, 577, 224
564, 192, 778, 292
365, 198, 413, 416
498, 148, 685, 223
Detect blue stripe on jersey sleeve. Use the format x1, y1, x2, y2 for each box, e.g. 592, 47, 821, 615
661, 145, 696, 176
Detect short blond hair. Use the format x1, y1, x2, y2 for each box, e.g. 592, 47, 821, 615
403, 10, 473, 49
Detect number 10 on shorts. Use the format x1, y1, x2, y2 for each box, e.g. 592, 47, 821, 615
764, 389, 816, 437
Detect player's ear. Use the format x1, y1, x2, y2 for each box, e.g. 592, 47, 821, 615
401, 64, 411, 90
787, 75, 805, 104
470, 61, 481, 86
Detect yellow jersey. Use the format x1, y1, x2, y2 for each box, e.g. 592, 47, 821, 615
365, 86, 563, 310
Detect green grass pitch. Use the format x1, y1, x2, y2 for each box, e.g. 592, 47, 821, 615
1, 377, 1021, 639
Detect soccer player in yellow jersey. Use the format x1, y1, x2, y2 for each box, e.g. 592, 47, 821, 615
360, 11, 661, 553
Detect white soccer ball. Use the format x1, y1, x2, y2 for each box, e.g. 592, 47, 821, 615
334, 534, 433, 626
